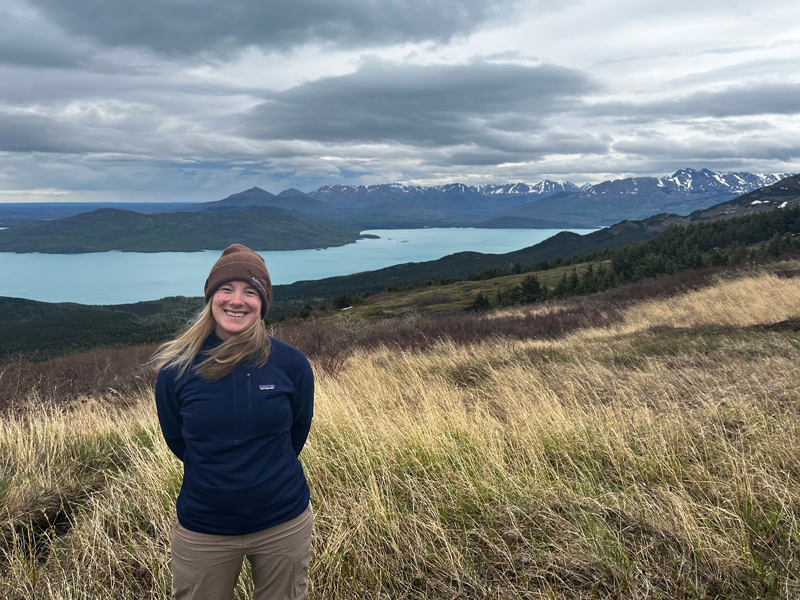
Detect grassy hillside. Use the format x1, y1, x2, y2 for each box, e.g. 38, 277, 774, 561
321, 261, 600, 319
0, 207, 365, 253
2, 262, 800, 598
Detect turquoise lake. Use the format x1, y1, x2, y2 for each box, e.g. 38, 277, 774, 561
0, 228, 596, 304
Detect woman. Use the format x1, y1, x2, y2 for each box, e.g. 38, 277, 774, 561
153, 243, 314, 600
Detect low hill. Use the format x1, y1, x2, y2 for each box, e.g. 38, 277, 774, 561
0, 207, 366, 253
0, 202, 191, 226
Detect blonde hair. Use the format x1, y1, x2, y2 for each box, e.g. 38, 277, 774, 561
151, 301, 271, 381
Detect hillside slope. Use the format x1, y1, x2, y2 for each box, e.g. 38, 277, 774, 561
3, 264, 799, 598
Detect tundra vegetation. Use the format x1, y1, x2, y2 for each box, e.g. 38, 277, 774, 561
2, 257, 800, 599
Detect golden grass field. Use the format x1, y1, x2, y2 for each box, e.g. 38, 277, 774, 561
2, 268, 800, 598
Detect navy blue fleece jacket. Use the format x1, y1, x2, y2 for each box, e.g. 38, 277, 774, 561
155, 333, 314, 535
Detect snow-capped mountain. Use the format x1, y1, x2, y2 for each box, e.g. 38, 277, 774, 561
477, 181, 580, 195
500, 169, 795, 226
580, 169, 790, 199
287, 168, 795, 225
310, 170, 786, 206
316, 180, 580, 198
307, 180, 580, 213
657, 168, 789, 194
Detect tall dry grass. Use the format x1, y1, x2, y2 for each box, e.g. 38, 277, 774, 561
2, 270, 800, 598
609, 271, 800, 334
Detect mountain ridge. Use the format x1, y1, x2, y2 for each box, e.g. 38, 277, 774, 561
0, 168, 791, 228
288, 168, 794, 225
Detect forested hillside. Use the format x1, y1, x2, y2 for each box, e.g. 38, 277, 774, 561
0, 207, 365, 253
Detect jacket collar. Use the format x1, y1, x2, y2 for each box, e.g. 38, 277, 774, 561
204, 330, 224, 349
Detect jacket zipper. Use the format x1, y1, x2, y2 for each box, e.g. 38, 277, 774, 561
246, 373, 252, 419
233, 374, 238, 443
234, 372, 252, 443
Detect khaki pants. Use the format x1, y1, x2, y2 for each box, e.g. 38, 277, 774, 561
170, 505, 313, 600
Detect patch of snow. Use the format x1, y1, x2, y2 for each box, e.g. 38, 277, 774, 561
779, 201, 789, 208
751, 200, 765, 205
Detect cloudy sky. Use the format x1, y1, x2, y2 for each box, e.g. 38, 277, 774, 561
1, 0, 798, 202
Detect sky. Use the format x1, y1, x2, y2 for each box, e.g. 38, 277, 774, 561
0, 0, 798, 203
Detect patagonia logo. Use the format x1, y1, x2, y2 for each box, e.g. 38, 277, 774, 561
259, 384, 275, 391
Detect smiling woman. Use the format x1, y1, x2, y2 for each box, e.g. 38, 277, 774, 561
150, 243, 316, 600
211, 280, 263, 339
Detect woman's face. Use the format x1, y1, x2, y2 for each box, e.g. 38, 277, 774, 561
211, 280, 262, 341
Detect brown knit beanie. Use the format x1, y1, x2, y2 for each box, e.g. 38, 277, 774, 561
204, 244, 272, 316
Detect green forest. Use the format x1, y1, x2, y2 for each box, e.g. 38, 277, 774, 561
493, 203, 800, 306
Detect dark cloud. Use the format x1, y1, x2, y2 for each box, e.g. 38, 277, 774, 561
28, 0, 520, 57
242, 61, 597, 149
594, 83, 800, 119
0, 36, 82, 69
0, 4, 87, 68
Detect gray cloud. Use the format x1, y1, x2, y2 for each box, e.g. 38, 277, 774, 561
614, 135, 800, 163
28, 0, 520, 57
594, 83, 800, 120
243, 61, 597, 150
0, 3, 89, 68
450, 133, 610, 165
0, 113, 99, 153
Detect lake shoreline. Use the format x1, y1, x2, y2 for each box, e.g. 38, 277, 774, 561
1, 227, 597, 305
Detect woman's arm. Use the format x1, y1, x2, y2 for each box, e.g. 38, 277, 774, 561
290, 355, 315, 457
155, 368, 187, 461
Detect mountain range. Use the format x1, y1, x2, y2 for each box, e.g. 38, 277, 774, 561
180, 168, 791, 228
0, 168, 794, 253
